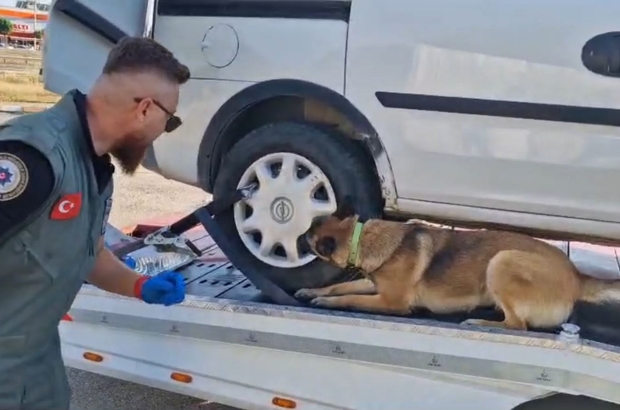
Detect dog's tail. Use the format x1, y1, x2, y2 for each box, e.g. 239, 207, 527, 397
578, 274, 620, 303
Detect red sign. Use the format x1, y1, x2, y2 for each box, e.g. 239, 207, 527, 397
11, 23, 31, 33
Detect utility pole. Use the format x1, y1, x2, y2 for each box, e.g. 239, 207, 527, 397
33, 0, 37, 50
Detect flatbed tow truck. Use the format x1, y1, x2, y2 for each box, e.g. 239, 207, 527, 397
41, 0, 620, 408
58, 195, 620, 410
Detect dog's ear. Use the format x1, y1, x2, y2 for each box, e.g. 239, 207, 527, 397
315, 236, 337, 258
333, 195, 356, 220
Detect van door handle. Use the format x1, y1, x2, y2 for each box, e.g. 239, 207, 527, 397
582, 32, 620, 77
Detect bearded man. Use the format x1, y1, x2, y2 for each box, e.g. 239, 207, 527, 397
0, 36, 190, 409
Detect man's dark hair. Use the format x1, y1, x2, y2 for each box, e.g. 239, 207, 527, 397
102, 36, 190, 84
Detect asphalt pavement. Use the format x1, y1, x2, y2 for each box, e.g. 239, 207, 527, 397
0, 112, 238, 410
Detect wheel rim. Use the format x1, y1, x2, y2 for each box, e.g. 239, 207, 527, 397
233, 152, 337, 268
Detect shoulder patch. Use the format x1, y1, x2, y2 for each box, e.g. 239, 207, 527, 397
50, 193, 82, 220
0, 152, 28, 201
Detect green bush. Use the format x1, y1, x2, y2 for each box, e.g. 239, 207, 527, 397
0, 18, 13, 36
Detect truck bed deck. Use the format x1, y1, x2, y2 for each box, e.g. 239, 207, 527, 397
62, 214, 620, 407
116, 214, 620, 296
106, 214, 620, 347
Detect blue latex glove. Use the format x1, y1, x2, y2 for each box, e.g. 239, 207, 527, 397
140, 271, 186, 306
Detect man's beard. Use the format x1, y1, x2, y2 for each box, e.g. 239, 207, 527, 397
110, 138, 148, 175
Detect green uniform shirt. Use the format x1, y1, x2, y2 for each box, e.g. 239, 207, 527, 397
0, 90, 114, 410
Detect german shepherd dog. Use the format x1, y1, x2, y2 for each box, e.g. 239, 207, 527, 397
296, 201, 620, 330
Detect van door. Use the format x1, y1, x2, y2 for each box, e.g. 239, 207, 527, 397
346, 0, 620, 226
43, 0, 151, 94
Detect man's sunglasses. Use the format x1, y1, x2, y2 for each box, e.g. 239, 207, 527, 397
133, 97, 182, 133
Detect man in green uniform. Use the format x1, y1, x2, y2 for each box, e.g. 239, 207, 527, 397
0, 37, 191, 409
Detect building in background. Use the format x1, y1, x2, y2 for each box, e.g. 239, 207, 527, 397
0, 0, 50, 47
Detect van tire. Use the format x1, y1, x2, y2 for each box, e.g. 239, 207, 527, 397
212, 121, 383, 296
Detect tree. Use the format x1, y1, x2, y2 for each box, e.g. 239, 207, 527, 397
0, 18, 13, 37
34, 30, 43, 40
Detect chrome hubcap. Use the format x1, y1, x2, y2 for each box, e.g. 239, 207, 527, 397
233, 152, 337, 268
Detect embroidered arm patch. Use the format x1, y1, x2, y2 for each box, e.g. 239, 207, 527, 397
0, 141, 54, 233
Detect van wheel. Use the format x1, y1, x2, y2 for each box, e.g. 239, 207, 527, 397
213, 121, 383, 294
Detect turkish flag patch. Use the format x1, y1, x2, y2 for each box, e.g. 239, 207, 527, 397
50, 193, 82, 220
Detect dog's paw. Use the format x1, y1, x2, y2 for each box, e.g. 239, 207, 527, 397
310, 297, 333, 308
294, 288, 321, 300
460, 319, 485, 327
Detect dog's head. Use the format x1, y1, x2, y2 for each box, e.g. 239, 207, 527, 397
304, 196, 361, 268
